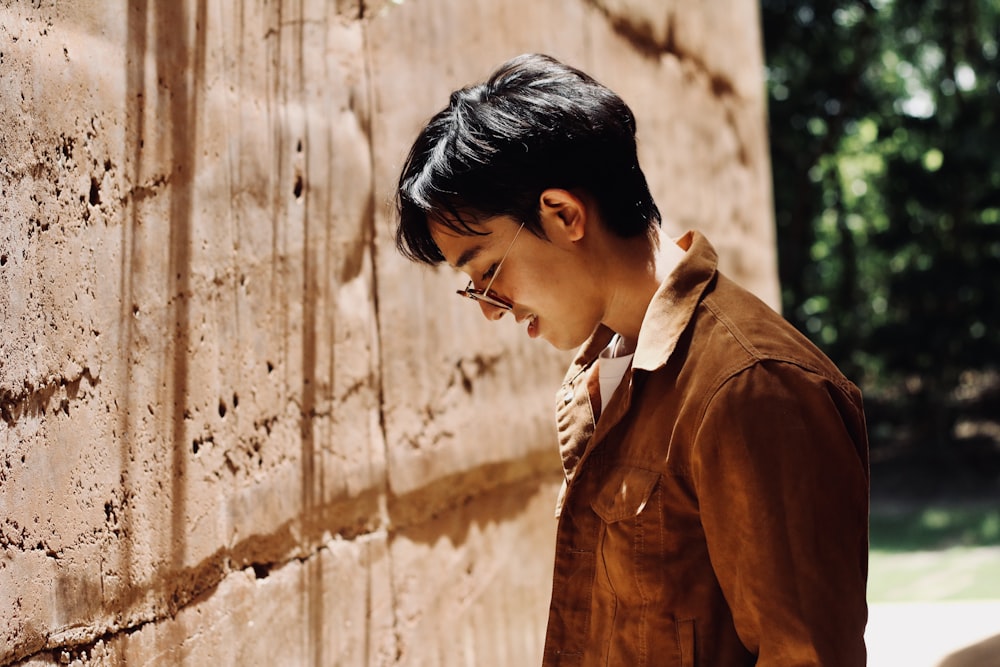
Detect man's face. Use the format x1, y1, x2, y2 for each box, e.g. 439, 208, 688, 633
430, 214, 603, 351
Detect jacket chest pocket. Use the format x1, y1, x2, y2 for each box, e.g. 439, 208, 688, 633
591, 466, 661, 522
590, 466, 665, 573
589, 466, 697, 667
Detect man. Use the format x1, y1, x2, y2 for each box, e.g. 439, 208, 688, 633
394, 53, 869, 666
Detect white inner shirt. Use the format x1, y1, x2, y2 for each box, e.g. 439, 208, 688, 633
598, 333, 634, 411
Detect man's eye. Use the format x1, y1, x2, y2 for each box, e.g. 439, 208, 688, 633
482, 263, 498, 281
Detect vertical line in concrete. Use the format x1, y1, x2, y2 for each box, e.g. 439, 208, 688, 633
358, 7, 400, 661
293, 0, 314, 515
155, 0, 190, 586
120, 0, 149, 617
292, 0, 326, 662
221, 1, 243, 440
267, 0, 285, 319
155, 0, 206, 616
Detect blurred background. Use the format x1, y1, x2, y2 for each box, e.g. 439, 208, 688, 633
762, 1, 1000, 664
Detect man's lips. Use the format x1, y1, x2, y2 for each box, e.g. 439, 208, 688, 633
517, 312, 539, 338
527, 315, 539, 338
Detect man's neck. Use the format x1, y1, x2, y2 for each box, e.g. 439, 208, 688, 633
602, 226, 685, 345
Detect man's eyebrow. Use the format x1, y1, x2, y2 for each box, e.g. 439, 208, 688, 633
455, 244, 485, 269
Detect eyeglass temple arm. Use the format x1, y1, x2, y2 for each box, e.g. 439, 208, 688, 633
481, 223, 524, 296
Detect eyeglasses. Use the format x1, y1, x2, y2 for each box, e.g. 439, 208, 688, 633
456, 223, 524, 311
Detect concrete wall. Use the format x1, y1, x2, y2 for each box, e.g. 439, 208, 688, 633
0, 1, 776, 665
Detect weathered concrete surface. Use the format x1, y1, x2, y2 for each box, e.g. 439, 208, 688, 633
1, 0, 775, 665
387, 478, 561, 666
13, 532, 396, 666
2, 3, 384, 663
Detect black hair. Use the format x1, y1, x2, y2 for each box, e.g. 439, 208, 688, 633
394, 53, 661, 264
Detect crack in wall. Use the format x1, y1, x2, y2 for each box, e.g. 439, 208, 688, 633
120, 173, 171, 205
0, 518, 62, 559
582, 1, 757, 175
585, 0, 739, 99
0, 366, 99, 427
357, 9, 406, 664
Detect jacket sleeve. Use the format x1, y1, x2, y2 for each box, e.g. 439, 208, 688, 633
690, 360, 870, 666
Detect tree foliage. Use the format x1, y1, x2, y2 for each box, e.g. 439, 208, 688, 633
762, 0, 1000, 451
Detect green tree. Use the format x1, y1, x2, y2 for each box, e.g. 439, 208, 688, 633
762, 0, 1000, 454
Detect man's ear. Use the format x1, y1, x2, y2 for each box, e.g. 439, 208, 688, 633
539, 189, 587, 243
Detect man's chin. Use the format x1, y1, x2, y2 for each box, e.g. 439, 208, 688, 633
544, 331, 590, 352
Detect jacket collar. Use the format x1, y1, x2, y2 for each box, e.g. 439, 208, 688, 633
566, 230, 719, 377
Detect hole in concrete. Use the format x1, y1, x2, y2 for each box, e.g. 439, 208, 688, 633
252, 562, 272, 580
88, 177, 101, 206
293, 174, 303, 199
232, 393, 239, 409
192, 439, 200, 454
218, 399, 227, 418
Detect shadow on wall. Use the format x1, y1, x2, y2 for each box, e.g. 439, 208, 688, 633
938, 633, 1000, 667
120, 0, 205, 608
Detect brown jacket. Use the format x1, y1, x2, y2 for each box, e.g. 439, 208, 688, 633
542, 232, 869, 666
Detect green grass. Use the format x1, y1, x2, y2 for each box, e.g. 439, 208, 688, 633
868, 501, 1000, 602
869, 545, 1000, 602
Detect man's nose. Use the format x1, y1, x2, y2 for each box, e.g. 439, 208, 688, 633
478, 300, 507, 321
